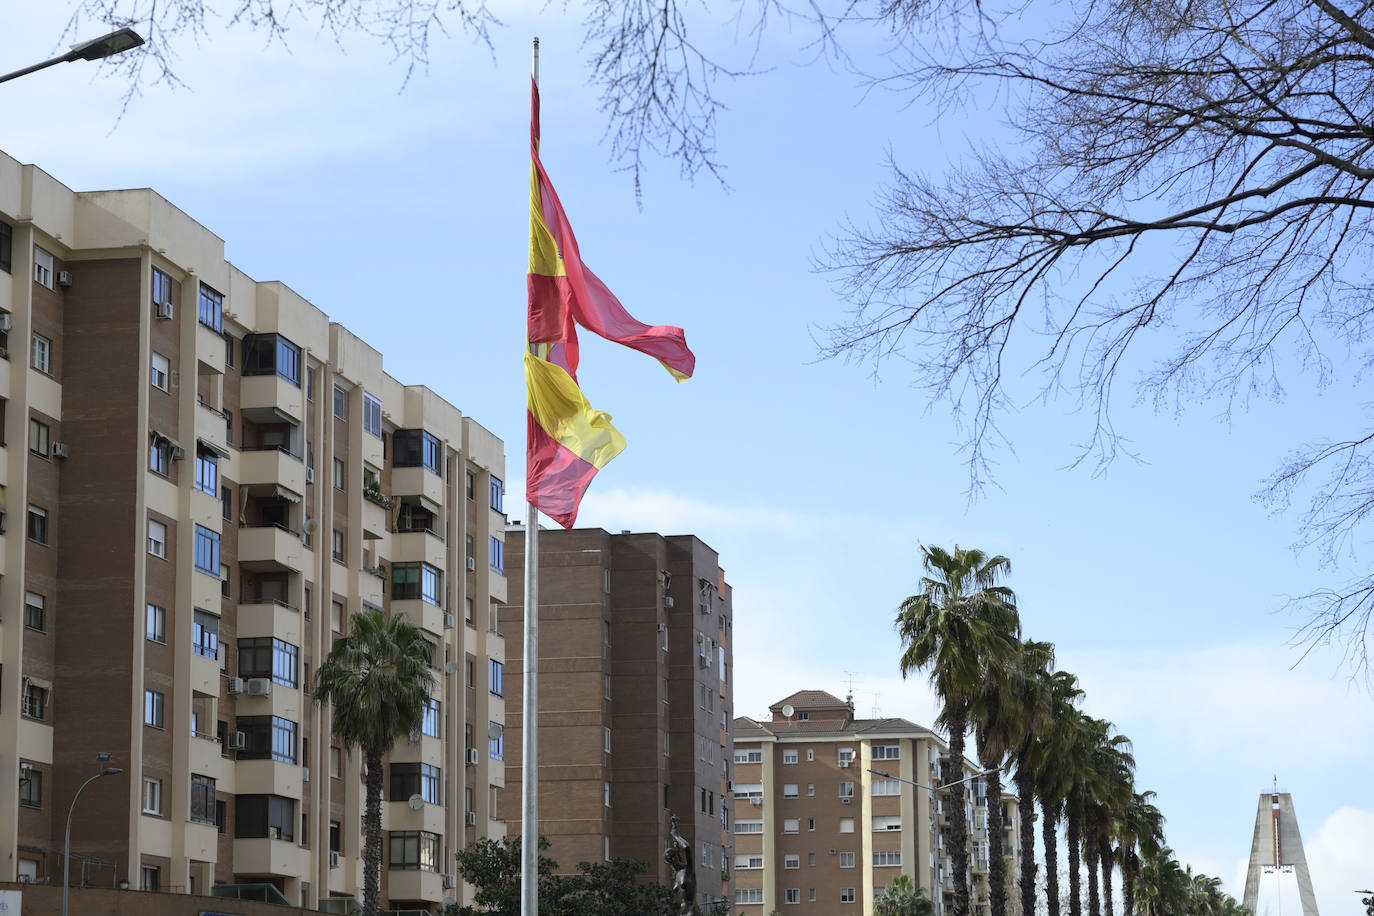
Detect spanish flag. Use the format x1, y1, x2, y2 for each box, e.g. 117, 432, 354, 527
526, 78, 695, 528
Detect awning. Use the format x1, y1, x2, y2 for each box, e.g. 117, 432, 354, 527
198, 437, 231, 459
418, 494, 442, 516
245, 483, 301, 503
150, 430, 181, 450
23, 676, 53, 692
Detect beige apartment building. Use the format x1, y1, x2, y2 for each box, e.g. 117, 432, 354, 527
499, 527, 734, 909
0, 151, 508, 912
733, 691, 1019, 916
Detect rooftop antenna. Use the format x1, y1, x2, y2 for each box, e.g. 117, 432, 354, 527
869, 692, 882, 718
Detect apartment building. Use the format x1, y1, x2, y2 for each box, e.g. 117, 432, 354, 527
0, 151, 508, 912
499, 527, 734, 909
732, 691, 1020, 916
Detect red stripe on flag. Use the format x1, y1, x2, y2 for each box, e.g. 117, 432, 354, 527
526, 411, 601, 529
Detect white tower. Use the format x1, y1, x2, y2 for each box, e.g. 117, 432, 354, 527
1242, 787, 1320, 916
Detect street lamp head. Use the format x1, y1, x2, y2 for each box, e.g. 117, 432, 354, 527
65, 28, 144, 63
98, 767, 123, 777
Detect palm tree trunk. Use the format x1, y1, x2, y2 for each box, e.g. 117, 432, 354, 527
946, 706, 972, 916
1041, 799, 1061, 916
1016, 769, 1036, 916
1122, 858, 1135, 916
987, 766, 1007, 916
1085, 807, 1101, 916
1067, 808, 1083, 916
364, 746, 385, 916
1100, 839, 1115, 916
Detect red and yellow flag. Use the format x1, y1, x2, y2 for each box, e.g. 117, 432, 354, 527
526, 78, 695, 528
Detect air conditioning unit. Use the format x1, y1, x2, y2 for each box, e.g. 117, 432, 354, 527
444, 612, 455, 629
749, 797, 762, 807
245, 677, 273, 696
466, 748, 479, 766
269, 826, 281, 840
663, 597, 674, 608
51, 442, 70, 459
466, 556, 476, 571
842, 798, 852, 805
170, 446, 186, 461
306, 467, 315, 484
443, 874, 457, 890
227, 731, 246, 750
465, 811, 477, 826
57, 270, 73, 287
839, 759, 851, 768
0, 313, 11, 331
302, 767, 310, 783
155, 301, 174, 319
409, 728, 422, 743
227, 677, 245, 695
329, 851, 341, 869
169, 371, 179, 388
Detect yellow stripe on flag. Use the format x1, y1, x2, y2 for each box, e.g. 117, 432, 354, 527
525, 351, 626, 469
529, 162, 565, 278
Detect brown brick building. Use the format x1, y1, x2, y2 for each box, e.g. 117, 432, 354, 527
499, 526, 734, 909
0, 150, 509, 912
732, 691, 1020, 916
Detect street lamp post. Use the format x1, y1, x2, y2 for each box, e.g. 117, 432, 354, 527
868, 767, 993, 916
0, 28, 145, 85
63, 761, 124, 916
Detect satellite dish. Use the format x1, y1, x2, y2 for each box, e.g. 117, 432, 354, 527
442, 897, 457, 908
408, 794, 425, 811
444, 661, 460, 675
782, 704, 795, 719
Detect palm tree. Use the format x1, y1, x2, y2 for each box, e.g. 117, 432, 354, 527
1114, 792, 1165, 916
898, 544, 1020, 916
1082, 720, 1134, 916
1136, 848, 1188, 916
1029, 670, 1085, 916
315, 609, 437, 916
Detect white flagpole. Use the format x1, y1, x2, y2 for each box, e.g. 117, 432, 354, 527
521, 36, 541, 916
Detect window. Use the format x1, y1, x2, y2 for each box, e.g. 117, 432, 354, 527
363, 392, 382, 437
333, 385, 347, 420
332, 457, 345, 490
224, 333, 235, 367
152, 266, 172, 306
332, 528, 345, 563
331, 599, 343, 632
330, 747, 342, 779
22, 683, 47, 720
839, 851, 855, 868
191, 774, 217, 824
873, 815, 903, 831
841, 888, 856, 904
838, 748, 855, 766
783, 783, 799, 798
839, 817, 855, 833
785, 889, 801, 904
490, 721, 505, 760
194, 524, 220, 574
783, 749, 799, 764
784, 854, 800, 870
734, 820, 763, 834
199, 283, 223, 332
390, 762, 442, 804
142, 776, 164, 815
225, 408, 233, 445
150, 438, 170, 475
605, 726, 613, 753
734, 749, 763, 764
0, 219, 10, 273
873, 744, 901, 760
222, 486, 233, 521
874, 850, 902, 866
31, 333, 51, 373
807, 748, 815, 761
24, 592, 45, 631
873, 779, 901, 796
490, 536, 504, 573
148, 518, 168, 557
735, 854, 764, 869
808, 783, 816, 796
736, 888, 764, 905
145, 689, 165, 728
150, 352, 170, 390
238, 637, 299, 687
783, 818, 799, 834
839, 781, 855, 798
19, 766, 41, 807
234, 794, 295, 840
392, 562, 441, 604
193, 610, 220, 660
29, 418, 49, 457
306, 367, 316, 400
146, 603, 166, 642
798, 711, 810, 720
389, 831, 441, 872
34, 246, 53, 288
242, 333, 301, 386
141, 866, 160, 892
392, 428, 442, 474
489, 659, 503, 696
810, 889, 817, 902
422, 697, 441, 738
27, 505, 47, 544
196, 448, 219, 494
235, 716, 299, 764
490, 476, 504, 512
604, 781, 612, 807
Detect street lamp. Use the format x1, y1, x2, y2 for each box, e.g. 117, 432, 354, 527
0, 28, 145, 85
63, 759, 124, 916
868, 767, 994, 916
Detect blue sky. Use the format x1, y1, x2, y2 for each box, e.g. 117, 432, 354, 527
6, 3, 1372, 912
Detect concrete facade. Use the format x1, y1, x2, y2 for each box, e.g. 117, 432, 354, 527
1243, 791, 1320, 916
499, 526, 734, 909
0, 150, 508, 912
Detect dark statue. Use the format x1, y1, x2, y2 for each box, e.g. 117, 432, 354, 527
665, 814, 703, 916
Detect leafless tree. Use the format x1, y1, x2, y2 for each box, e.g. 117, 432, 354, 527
820, 0, 1374, 674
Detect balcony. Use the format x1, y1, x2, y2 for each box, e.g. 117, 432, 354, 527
385, 799, 446, 835
238, 599, 302, 645
385, 869, 446, 904
390, 599, 447, 639
358, 565, 385, 608
240, 447, 307, 497
391, 467, 444, 509
240, 373, 304, 425
190, 649, 221, 696
235, 758, 305, 798
189, 731, 226, 779
362, 489, 389, 542
232, 836, 308, 877
239, 524, 305, 574
392, 531, 445, 570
